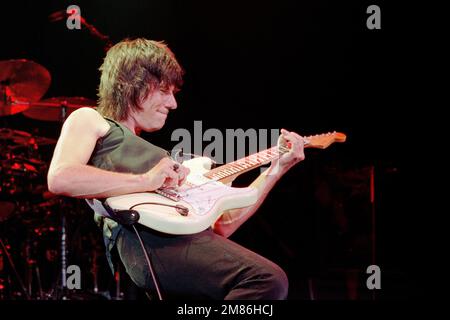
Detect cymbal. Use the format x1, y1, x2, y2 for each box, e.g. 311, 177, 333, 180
0, 127, 31, 139
10, 135, 56, 147
0, 158, 40, 175
0, 104, 29, 117
0, 59, 51, 116
23, 96, 96, 121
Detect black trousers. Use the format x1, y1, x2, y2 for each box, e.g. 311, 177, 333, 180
116, 225, 288, 300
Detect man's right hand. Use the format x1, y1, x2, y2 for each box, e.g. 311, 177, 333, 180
144, 158, 190, 190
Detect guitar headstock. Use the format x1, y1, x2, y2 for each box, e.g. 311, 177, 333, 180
304, 131, 347, 149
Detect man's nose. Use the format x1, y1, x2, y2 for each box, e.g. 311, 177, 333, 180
167, 93, 177, 110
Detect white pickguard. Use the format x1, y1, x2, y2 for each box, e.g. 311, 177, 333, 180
103, 157, 258, 235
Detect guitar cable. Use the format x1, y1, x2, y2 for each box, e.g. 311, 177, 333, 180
128, 201, 189, 300
130, 224, 163, 300
130, 202, 189, 216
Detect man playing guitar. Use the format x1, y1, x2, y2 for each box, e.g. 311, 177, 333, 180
48, 38, 306, 300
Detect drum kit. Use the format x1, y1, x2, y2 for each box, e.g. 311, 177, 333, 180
0, 59, 105, 300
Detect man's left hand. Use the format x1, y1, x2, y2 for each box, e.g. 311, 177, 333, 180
274, 128, 305, 173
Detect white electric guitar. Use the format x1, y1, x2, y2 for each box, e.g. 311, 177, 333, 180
95, 132, 346, 235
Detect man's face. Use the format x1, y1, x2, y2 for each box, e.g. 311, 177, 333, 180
133, 84, 178, 132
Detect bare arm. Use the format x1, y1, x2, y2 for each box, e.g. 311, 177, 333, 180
47, 108, 188, 198
212, 129, 305, 237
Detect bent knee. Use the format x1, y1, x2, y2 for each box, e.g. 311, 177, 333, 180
263, 264, 289, 299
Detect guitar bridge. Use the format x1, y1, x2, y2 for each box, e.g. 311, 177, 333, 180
155, 188, 181, 202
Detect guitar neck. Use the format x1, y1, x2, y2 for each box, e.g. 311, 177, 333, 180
203, 131, 346, 183
203, 145, 288, 182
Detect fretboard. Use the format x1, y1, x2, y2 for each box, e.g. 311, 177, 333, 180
202, 131, 344, 182
204, 145, 291, 181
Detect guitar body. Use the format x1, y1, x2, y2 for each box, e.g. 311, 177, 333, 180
105, 157, 258, 235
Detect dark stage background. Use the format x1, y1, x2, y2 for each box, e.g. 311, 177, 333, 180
1, 0, 419, 300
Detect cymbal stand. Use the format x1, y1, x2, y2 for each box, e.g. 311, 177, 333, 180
1, 82, 12, 122
51, 103, 69, 300
0, 80, 12, 105
23, 235, 44, 299
0, 237, 30, 299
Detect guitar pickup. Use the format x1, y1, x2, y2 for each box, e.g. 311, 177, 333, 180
155, 188, 181, 202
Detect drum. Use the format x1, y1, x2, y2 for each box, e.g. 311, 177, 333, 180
1, 159, 44, 196
0, 128, 50, 199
